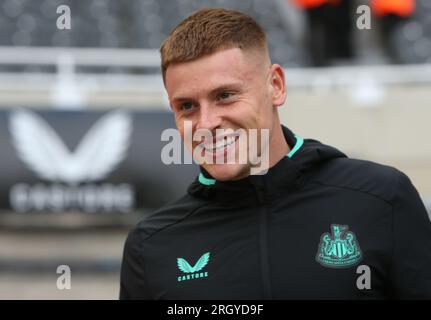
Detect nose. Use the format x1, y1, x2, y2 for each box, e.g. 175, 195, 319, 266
196, 103, 222, 131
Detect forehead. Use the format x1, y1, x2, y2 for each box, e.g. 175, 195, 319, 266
165, 48, 259, 98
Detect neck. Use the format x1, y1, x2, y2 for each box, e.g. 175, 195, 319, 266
268, 124, 290, 168
248, 124, 290, 176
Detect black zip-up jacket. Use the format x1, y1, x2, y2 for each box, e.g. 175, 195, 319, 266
120, 126, 431, 299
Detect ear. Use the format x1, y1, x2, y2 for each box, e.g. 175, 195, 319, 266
269, 64, 287, 107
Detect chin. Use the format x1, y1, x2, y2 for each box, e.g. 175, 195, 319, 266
204, 163, 250, 182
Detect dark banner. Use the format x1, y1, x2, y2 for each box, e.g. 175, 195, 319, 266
0, 109, 198, 214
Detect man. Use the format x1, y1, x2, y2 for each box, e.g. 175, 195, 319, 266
120, 8, 431, 299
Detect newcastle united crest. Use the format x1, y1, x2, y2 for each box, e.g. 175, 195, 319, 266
316, 224, 362, 268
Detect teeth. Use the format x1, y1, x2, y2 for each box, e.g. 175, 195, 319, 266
204, 136, 236, 151
215, 139, 225, 149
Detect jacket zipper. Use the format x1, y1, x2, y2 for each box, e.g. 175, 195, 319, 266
259, 203, 272, 299
254, 179, 273, 299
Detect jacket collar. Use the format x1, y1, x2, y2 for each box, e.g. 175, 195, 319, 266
187, 125, 346, 205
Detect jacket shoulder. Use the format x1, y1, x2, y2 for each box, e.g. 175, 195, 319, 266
309, 157, 407, 205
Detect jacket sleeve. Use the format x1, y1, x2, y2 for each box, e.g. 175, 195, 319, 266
119, 227, 152, 299
389, 171, 431, 299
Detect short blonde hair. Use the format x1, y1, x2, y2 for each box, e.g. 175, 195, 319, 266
160, 8, 268, 83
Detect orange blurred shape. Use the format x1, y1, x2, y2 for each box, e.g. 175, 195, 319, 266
291, 0, 341, 9
370, 0, 415, 17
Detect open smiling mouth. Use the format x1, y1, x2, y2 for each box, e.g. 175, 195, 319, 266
197, 134, 240, 158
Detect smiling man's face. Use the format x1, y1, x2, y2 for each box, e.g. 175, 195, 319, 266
165, 47, 287, 181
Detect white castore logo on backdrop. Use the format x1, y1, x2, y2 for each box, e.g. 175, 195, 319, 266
8, 110, 135, 213
9, 110, 131, 184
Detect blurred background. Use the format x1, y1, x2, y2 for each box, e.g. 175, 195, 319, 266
0, 0, 430, 299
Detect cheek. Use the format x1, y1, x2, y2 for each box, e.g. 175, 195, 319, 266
175, 119, 188, 142
176, 120, 196, 151
175, 120, 184, 136
254, 104, 274, 131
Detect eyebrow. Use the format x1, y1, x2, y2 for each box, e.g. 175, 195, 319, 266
172, 82, 244, 103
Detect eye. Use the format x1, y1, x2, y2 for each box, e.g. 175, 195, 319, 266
217, 92, 234, 101
179, 102, 195, 112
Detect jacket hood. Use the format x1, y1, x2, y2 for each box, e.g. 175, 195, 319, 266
187, 125, 346, 204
